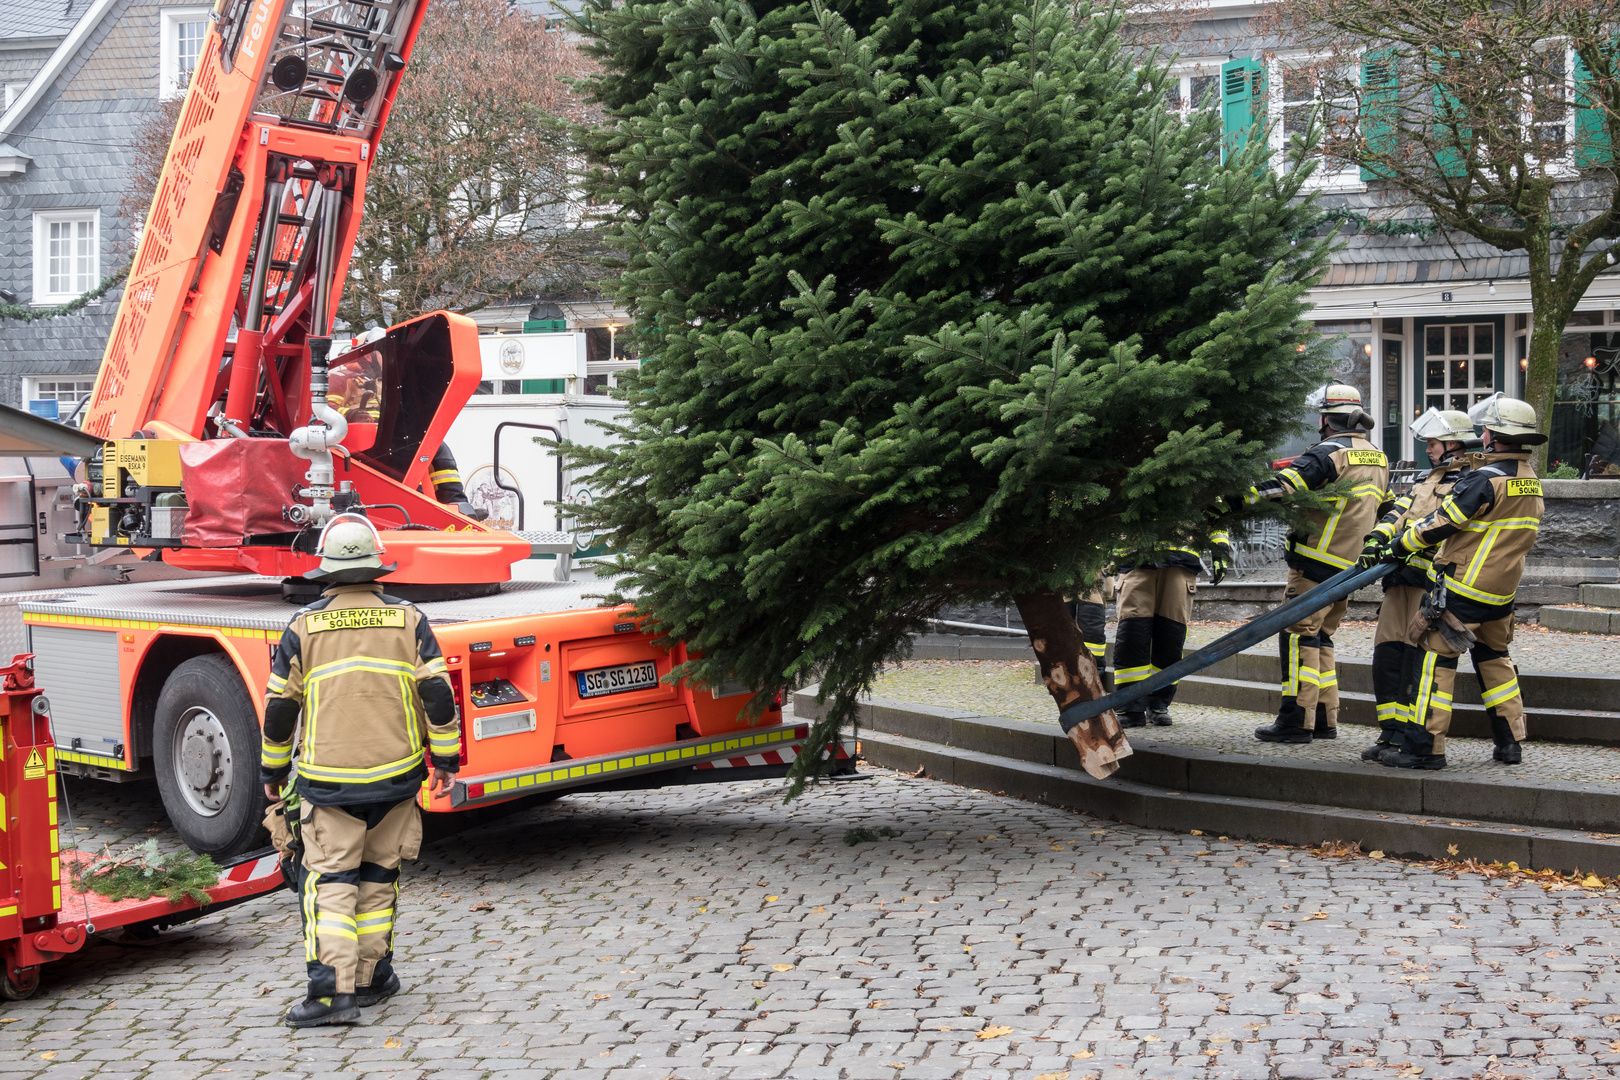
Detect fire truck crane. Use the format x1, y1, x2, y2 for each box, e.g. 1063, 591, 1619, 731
6, 0, 849, 858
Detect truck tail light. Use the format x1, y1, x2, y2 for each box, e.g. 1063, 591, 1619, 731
447, 670, 470, 766
466, 782, 484, 799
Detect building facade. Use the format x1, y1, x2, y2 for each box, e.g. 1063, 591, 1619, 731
1137, 0, 1620, 473
0, 0, 202, 417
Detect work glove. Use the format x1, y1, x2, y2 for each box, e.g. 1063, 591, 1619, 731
1210, 541, 1233, 586
1386, 531, 1419, 565
1357, 533, 1391, 569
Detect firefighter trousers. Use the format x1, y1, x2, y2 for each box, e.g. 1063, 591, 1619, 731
1397, 615, 1528, 757
1114, 567, 1194, 715
1065, 582, 1109, 667
298, 797, 422, 996
1278, 568, 1347, 732
1370, 585, 1425, 744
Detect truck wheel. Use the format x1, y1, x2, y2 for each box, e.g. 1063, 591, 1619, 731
0, 966, 39, 1001
153, 655, 267, 859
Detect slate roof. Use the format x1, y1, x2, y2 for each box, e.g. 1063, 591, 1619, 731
0, 0, 84, 41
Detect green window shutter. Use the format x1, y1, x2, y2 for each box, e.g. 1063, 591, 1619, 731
1431, 53, 1470, 178
1360, 47, 1397, 181
1574, 47, 1614, 169
1221, 57, 1266, 165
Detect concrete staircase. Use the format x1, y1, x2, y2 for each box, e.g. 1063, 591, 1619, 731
1539, 584, 1620, 635
797, 688, 1620, 875
1175, 647, 1620, 745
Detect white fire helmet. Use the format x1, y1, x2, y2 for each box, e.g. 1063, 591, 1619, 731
1408, 407, 1475, 443
1305, 382, 1363, 415
305, 513, 395, 582
1467, 393, 1545, 441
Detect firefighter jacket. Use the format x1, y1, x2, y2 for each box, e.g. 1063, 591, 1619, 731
1394, 450, 1544, 617
262, 583, 461, 806
1252, 433, 1389, 582
1117, 529, 1233, 574
428, 444, 467, 504
1368, 458, 1469, 590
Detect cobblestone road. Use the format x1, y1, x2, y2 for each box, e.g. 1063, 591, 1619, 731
9, 770, 1620, 1079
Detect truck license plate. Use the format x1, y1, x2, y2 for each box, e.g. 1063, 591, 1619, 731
576, 660, 659, 698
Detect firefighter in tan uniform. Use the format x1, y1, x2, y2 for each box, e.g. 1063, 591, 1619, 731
1111, 530, 1232, 727
262, 516, 462, 1028
1248, 384, 1388, 743
1379, 395, 1545, 770
1066, 579, 1112, 672
1356, 409, 1474, 762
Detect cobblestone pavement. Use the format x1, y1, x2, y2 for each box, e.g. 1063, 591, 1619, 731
1185, 620, 1620, 675
11, 770, 1620, 1080
871, 661, 1620, 789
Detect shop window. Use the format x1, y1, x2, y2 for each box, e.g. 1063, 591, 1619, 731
1423, 322, 1496, 413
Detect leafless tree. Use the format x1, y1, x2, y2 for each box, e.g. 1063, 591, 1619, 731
1259, 0, 1619, 463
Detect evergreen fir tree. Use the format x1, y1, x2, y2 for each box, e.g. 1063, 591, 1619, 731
575, 0, 1333, 788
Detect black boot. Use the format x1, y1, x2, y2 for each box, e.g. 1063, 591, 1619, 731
1255, 709, 1311, 744
285, 993, 360, 1028
1313, 726, 1337, 740
1361, 739, 1394, 762
1148, 708, 1173, 727
1121, 711, 1147, 728
1381, 749, 1446, 770
1494, 741, 1522, 765
356, 971, 401, 1007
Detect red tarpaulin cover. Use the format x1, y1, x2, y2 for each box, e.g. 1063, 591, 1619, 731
179, 439, 309, 546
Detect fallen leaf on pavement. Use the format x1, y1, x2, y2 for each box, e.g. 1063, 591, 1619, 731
977, 1025, 1013, 1040
384, 1038, 401, 1049
1369, 850, 1386, 859
1447, 844, 1459, 856
1034, 1073, 1070, 1080
1072, 1049, 1094, 1058
39, 1052, 56, 1060
772, 964, 794, 971
1583, 875, 1605, 888
468, 901, 494, 912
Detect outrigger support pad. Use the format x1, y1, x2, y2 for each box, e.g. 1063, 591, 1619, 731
1057, 561, 1397, 733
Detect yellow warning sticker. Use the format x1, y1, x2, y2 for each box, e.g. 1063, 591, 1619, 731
22, 748, 45, 780
306, 608, 407, 633
1346, 450, 1389, 467
1505, 478, 1543, 498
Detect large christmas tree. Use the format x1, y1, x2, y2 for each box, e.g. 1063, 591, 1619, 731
575, 0, 1332, 785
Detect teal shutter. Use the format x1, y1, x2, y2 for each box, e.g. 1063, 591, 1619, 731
1574, 46, 1614, 169
1431, 54, 1469, 178
1360, 47, 1397, 181
1220, 57, 1266, 165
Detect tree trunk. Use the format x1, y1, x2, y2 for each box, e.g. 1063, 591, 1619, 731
1013, 589, 1131, 779
1525, 298, 1574, 475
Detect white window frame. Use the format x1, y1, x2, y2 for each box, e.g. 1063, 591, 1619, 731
31, 209, 100, 305
1164, 62, 1222, 120
3, 83, 25, 110
1522, 38, 1578, 177
160, 7, 211, 101
1268, 53, 1365, 193
21, 378, 97, 424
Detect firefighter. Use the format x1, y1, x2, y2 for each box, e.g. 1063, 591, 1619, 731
261, 515, 462, 1028
1356, 409, 1475, 762
428, 443, 489, 520
1378, 394, 1545, 770
1249, 384, 1389, 744
1066, 578, 1111, 673
1112, 530, 1232, 727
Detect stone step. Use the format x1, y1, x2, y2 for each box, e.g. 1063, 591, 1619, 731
796, 689, 1620, 874
1518, 605, 1619, 635
1581, 583, 1620, 608
856, 729, 1620, 876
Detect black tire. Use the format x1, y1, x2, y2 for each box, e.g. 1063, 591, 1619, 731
152, 654, 267, 859
0, 966, 39, 1001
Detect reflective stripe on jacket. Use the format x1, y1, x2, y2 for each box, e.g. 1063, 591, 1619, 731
1271, 434, 1390, 580
1398, 451, 1544, 611
1370, 460, 1468, 589
262, 582, 461, 806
